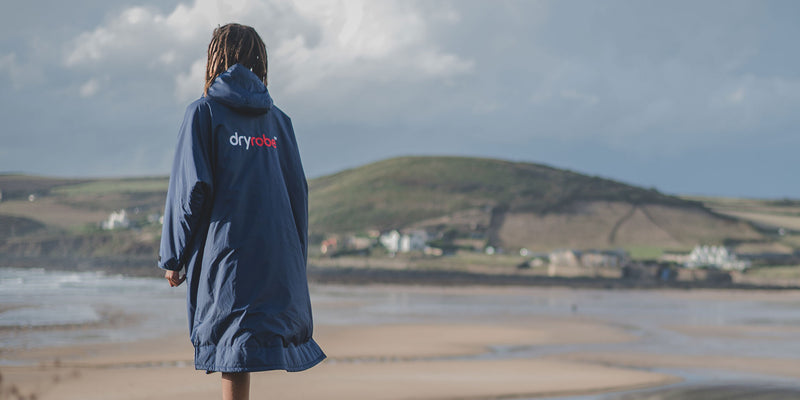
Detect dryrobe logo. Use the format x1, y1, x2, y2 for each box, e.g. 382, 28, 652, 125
229, 132, 277, 150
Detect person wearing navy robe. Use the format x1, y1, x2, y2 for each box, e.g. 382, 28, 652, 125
159, 23, 325, 400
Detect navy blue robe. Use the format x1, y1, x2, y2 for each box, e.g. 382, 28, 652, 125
159, 64, 325, 373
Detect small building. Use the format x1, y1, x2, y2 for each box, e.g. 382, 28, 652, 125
685, 245, 750, 271
348, 236, 373, 250
320, 237, 339, 255
379, 231, 401, 253
102, 210, 130, 230
321, 234, 376, 257
580, 249, 627, 268
380, 229, 429, 254
517, 253, 549, 270
549, 249, 582, 267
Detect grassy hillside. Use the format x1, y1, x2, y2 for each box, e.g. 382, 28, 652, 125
309, 156, 694, 233
683, 196, 800, 231
0, 175, 168, 264
307, 156, 767, 251
682, 195, 800, 253
0, 156, 793, 264
0, 175, 89, 200
0, 175, 168, 229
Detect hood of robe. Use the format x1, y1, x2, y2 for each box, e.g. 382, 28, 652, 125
206, 64, 273, 115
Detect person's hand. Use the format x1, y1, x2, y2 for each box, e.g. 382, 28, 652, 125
165, 269, 186, 287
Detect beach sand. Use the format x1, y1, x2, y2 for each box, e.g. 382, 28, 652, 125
5, 285, 800, 400
0, 318, 679, 400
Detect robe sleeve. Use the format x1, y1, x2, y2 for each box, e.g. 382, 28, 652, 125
282, 117, 309, 265
159, 101, 214, 271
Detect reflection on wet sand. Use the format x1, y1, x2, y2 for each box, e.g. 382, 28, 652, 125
4, 276, 800, 399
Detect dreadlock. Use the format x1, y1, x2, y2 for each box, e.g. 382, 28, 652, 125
204, 23, 268, 96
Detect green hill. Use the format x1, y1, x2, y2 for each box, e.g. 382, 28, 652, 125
309, 156, 764, 251
0, 175, 168, 265
310, 156, 689, 230
0, 156, 789, 263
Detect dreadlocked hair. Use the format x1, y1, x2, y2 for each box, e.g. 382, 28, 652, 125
204, 23, 268, 96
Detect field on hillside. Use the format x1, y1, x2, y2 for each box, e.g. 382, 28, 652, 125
0, 176, 168, 265
684, 196, 800, 253
0, 176, 168, 229
309, 157, 775, 253
308, 156, 697, 234
1, 167, 798, 276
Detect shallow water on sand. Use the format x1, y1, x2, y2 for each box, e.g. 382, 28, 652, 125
312, 284, 800, 360
540, 368, 800, 400
3, 267, 800, 396
311, 284, 800, 397
0, 268, 186, 351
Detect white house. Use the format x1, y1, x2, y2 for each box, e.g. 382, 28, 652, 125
380, 230, 429, 254
379, 230, 401, 253
102, 210, 130, 230
685, 245, 750, 271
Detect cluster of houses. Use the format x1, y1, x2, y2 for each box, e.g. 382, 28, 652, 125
662, 245, 751, 271
100, 209, 162, 230
89, 206, 795, 275
320, 230, 431, 257
536, 245, 784, 272
318, 227, 792, 275
101, 210, 131, 230
379, 230, 429, 254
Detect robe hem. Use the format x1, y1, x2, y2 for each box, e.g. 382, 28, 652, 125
194, 338, 326, 374
196, 352, 326, 374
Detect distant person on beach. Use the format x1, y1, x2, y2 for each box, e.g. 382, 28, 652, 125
159, 23, 325, 400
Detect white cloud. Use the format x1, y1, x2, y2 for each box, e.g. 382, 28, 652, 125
727, 87, 745, 104
159, 50, 178, 66
273, 1, 474, 93
63, 4, 213, 68
0, 52, 43, 89
175, 59, 206, 102
63, 0, 473, 100
4, 0, 800, 198
79, 78, 100, 97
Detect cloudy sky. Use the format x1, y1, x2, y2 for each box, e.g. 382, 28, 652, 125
1, 0, 797, 198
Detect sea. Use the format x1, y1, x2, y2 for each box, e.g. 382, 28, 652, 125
0, 267, 186, 351
2, 267, 800, 398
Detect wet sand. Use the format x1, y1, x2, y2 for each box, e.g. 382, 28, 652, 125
0, 319, 678, 400
4, 285, 800, 399
609, 385, 800, 400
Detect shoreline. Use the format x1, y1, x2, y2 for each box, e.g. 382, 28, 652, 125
2, 256, 799, 291
307, 265, 800, 290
